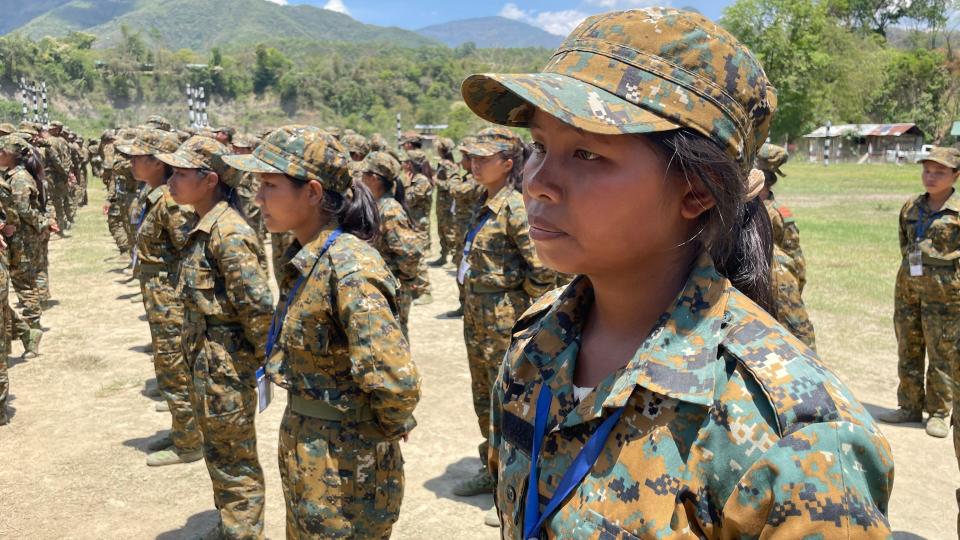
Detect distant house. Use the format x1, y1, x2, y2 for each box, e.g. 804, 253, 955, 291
951, 121, 960, 144
802, 123, 925, 163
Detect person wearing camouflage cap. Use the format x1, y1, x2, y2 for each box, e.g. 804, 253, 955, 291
368, 132, 388, 152
341, 132, 369, 162
399, 149, 435, 304
431, 137, 458, 267
445, 126, 556, 504
0, 135, 47, 357
214, 126, 235, 145
115, 128, 204, 468
159, 135, 274, 540
754, 144, 817, 351
360, 150, 422, 336
144, 114, 173, 132
399, 130, 422, 150
444, 135, 488, 318
41, 121, 76, 233
0, 123, 15, 136
462, 8, 893, 536
228, 136, 266, 244
882, 146, 960, 442
224, 125, 421, 539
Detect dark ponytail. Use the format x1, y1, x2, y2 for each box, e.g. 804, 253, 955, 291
375, 172, 416, 230
500, 143, 527, 192
15, 145, 47, 211
409, 159, 434, 182
321, 178, 380, 241
649, 129, 773, 312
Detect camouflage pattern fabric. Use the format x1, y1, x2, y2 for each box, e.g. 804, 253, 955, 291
489, 253, 894, 537
271, 232, 296, 291
405, 172, 433, 298
43, 134, 76, 230
234, 171, 265, 244
462, 185, 556, 464
434, 158, 459, 260
894, 191, 960, 418
461, 7, 777, 171
451, 172, 486, 267
177, 201, 274, 540
764, 194, 816, 350
136, 185, 202, 453
371, 195, 422, 336
2, 166, 47, 328
268, 225, 420, 538
0, 250, 10, 423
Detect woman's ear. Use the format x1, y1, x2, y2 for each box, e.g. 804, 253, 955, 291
678, 174, 716, 220
307, 179, 325, 207
501, 157, 514, 175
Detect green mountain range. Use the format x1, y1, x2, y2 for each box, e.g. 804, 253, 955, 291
417, 16, 562, 49
11, 0, 439, 50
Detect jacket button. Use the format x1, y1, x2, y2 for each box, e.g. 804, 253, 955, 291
506, 486, 516, 502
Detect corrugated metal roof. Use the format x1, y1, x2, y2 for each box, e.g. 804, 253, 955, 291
803, 123, 921, 138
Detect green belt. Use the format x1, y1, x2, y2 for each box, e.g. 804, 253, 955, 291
922, 257, 958, 268
467, 281, 520, 294
288, 393, 375, 422
137, 262, 171, 278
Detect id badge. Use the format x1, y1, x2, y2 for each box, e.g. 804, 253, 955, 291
256, 366, 272, 412
908, 249, 923, 277
457, 259, 470, 285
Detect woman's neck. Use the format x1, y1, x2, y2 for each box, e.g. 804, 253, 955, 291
928, 188, 954, 211
192, 196, 220, 218
485, 177, 507, 198
144, 176, 165, 189
294, 213, 330, 247
575, 250, 697, 387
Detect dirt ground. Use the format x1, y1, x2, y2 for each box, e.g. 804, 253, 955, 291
0, 184, 956, 540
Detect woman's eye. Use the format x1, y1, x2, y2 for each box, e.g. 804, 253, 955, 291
574, 149, 601, 161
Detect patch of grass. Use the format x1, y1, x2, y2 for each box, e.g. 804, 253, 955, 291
94, 378, 140, 398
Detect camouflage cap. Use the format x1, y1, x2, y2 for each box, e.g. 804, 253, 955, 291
325, 126, 342, 139
463, 127, 521, 157
18, 122, 41, 137
341, 133, 370, 155
115, 127, 181, 157
222, 125, 352, 195
48, 121, 64, 129
231, 134, 257, 149
0, 123, 15, 135
461, 8, 777, 169
215, 126, 236, 136
156, 135, 235, 185
457, 136, 478, 154
361, 151, 402, 181
145, 115, 173, 132
918, 146, 960, 170
400, 149, 429, 165
369, 133, 388, 152
101, 129, 116, 141
343, 128, 357, 137
435, 137, 455, 155
399, 130, 422, 144
756, 144, 789, 177
0, 135, 35, 155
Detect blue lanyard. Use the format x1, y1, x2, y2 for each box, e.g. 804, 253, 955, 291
915, 205, 940, 242
136, 204, 149, 229
523, 385, 625, 539
462, 210, 492, 259
265, 228, 342, 358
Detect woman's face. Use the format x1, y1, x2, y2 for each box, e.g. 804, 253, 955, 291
471, 153, 512, 189
921, 161, 959, 198
523, 109, 713, 276
256, 172, 322, 234
0, 150, 15, 169
168, 167, 214, 206
130, 155, 166, 183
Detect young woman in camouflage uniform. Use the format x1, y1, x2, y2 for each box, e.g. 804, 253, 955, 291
115, 128, 204, 468
361, 150, 422, 337
0, 135, 46, 355
432, 137, 458, 267
452, 127, 557, 500
161, 136, 274, 540
881, 146, 960, 441
400, 149, 434, 305
462, 8, 893, 537
225, 125, 421, 539
756, 144, 817, 350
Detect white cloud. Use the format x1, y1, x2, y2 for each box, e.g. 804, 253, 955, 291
499, 3, 589, 36
323, 0, 350, 15
265, 0, 287, 4
585, 0, 668, 7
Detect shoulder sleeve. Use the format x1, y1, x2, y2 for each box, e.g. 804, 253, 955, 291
333, 248, 421, 439
381, 206, 421, 281
215, 224, 274, 352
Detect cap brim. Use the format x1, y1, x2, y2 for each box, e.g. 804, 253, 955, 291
918, 157, 958, 169
462, 142, 504, 157
155, 151, 200, 169
461, 72, 680, 136
222, 154, 282, 174
115, 144, 152, 157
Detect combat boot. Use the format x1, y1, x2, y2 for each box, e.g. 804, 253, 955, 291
484, 506, 500, 528
146, 434, 174, 452
429, 253, 447, 267
156, 401, 170, 412
414, 293, 434, 306
877, 408, 921, 424
146, 448, 203, 467
21, 329, 42, 358
442, 307, 463, 318
453, 467, 495, 497
926, 416, 949, 438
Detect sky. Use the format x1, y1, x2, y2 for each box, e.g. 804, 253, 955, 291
264, 0, 735, 34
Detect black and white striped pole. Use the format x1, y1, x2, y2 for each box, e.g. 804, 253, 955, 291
824, 121, 831, 167
31, 81, 39, 124
199, 86, 208, 128
187, 83, 195, 128
396, 113, 401, 149
41, 81, 48, 126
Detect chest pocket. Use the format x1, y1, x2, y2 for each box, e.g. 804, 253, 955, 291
180, 263, 225, 317
470, 222, 511, 270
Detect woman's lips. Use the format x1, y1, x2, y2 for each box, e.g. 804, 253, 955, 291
528, 216, 566, 240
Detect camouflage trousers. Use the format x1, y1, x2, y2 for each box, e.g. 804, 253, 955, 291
107, 199, 130, 253
412, 228, 432, 298
38, 233, 50, 303
49, 183, 75, 230
278, 408, 404, 540
120, 192, 139, 253
140, 273, 201, 452
9, 234, 44, 327
772, 255, 817, 352
894, 265, 957, 418
463, 287, 531, 463
183, 321, 265, 540
436, 190, 456, 259
396, 281, 413, 338
0, 258, 10, 421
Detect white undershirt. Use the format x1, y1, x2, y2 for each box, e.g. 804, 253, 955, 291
572, 385, 594, 403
